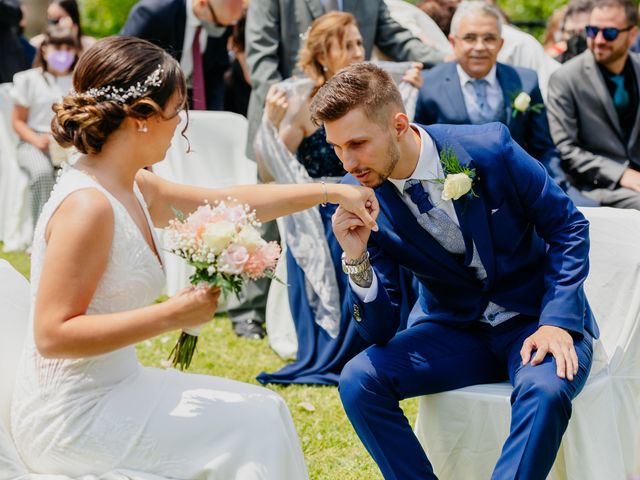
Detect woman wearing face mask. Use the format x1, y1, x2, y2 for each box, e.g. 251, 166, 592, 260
11, 25, 78, 236
30, 0, 96, 52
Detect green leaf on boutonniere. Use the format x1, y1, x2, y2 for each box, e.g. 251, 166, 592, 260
433, 146, 479, 200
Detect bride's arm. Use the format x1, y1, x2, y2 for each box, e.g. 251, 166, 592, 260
136, 169, 379, 230
34, 189, 219, 358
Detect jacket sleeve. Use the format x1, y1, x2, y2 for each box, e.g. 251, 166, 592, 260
498, 124, 590, 335
546, 68, 627, 189
373, 0, 445, 67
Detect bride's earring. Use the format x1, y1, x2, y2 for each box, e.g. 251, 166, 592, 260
138, 123, 148, 133
322, 65, 328, 72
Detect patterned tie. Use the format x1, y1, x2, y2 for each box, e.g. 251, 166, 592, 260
192, 25, 207, 110
469, 79, 494, 124
611, 75, 629, 110
404, 179, 466, 254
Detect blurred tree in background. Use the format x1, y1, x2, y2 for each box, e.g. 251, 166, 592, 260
79, 0, 137, 37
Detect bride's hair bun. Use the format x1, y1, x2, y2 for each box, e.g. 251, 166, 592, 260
51, 36, 186, 155
52, 92, 128, 155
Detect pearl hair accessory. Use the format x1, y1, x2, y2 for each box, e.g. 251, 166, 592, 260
70, 65, 164, 104
138, 123, 148, 133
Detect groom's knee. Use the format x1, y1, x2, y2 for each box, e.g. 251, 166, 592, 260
339, 351, 385, 412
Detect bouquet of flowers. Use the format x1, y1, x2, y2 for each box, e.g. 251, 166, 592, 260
164, 199, 281, 370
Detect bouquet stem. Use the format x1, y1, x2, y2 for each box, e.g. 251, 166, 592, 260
168, 331, 199, 370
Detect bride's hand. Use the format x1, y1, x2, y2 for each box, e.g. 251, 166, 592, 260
166, 285, 221, 330
327, 184, 379, 232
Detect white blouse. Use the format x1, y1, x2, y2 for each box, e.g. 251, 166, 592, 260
10, 68, 73, 133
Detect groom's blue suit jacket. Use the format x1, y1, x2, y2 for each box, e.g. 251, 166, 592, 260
344, 123, 599, 345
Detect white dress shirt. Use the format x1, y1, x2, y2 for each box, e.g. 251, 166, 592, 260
456, 64, 503, 120
180, 1, 208, 86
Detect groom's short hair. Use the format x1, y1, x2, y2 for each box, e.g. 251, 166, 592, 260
310, 63, 405, 127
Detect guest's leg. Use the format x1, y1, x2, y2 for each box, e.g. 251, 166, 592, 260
339, 322, 505, 480
493, 326, 593, 480
16, 142, 55, 228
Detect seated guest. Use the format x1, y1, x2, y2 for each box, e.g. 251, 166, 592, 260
556, 0, 593, 63
30, 0, 96, 52
11, 25, 77, 234
311, 61, 597, 480
255, 11, 421, 385
415, 1, 595, 206
547, 0, 640, 209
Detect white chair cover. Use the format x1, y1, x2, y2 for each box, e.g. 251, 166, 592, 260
0, 83, 31, 251
414, 207, 640, 479
153, 111, 258, 296
264, 218, 298, 360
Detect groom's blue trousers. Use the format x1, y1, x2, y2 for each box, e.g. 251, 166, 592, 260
339, 316, 593, 480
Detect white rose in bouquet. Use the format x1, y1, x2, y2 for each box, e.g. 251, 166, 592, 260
202, 220, 236, 253
237, 225, 266, 252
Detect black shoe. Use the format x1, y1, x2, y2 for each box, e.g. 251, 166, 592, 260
233, 319, 265, 340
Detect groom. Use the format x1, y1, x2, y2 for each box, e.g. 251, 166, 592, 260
310, 63, 598, 479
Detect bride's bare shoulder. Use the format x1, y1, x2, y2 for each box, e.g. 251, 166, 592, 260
46, 188, 114, 243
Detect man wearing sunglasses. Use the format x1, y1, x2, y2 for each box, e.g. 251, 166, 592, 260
121, 0, 244, 111
547, 0, 640, 209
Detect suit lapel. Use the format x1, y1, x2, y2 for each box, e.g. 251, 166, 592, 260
627, 55, 640, 151
585, 52, 624, 140
303, 0, 325, 18
445, 63, 472, 123
377, 182, 469, 276
427, 126, 496, 289
496, 63, 521, 126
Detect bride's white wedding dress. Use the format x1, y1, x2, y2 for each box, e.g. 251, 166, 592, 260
11, 166, 309, 479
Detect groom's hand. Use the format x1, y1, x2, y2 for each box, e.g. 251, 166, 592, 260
332, 206, 372, 261
520, 326, 579, 381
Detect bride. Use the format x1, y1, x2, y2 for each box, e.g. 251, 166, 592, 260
10, 36, 378, 479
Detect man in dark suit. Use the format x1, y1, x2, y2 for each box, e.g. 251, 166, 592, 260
311, 61, 596, 480
121, 0, 243, 111
0, 0, 28, 83
414, 1, 595, 206
547, 0, 640, 209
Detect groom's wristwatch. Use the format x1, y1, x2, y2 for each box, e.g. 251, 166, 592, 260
341, 251, 371, 275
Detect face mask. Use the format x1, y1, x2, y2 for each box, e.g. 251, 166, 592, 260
201, 19, 227, 37
47, 50, 75, 73
200, 0, 228, 37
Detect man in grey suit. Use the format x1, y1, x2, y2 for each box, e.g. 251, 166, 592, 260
244, 0, 447, 161
547, 0, 640, 208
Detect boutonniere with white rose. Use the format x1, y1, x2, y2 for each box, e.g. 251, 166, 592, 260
511, 92, 544, 118
435, 146, 478, 201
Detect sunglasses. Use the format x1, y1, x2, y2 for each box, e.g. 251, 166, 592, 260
585, 25, 634, 41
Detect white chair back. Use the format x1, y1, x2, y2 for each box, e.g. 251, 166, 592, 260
153, 111, 258, 295
0, 260, 30, 477
0, 83, 32, 251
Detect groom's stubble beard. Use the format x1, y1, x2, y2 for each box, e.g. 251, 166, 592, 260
367, 136, 400, 189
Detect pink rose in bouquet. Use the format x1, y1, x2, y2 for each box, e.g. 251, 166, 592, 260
164, 200, 281, 369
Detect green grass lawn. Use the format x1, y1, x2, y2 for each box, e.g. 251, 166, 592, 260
1, 243, 418, 479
